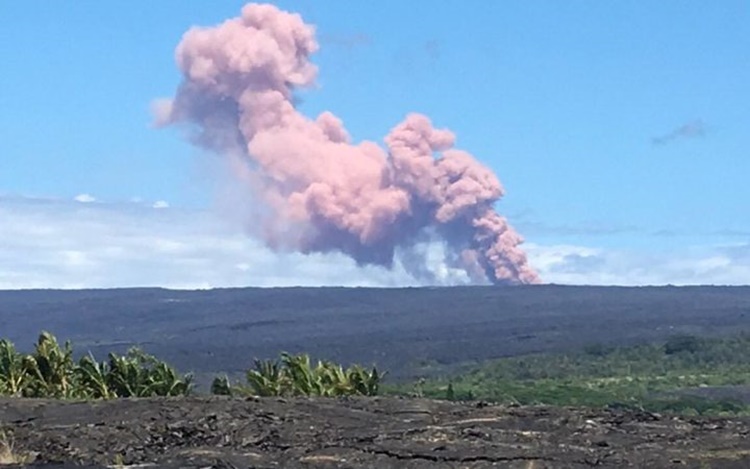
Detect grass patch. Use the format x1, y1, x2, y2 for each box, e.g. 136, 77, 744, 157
0, 429, 32, 465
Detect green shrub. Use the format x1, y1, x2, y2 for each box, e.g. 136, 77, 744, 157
664, 335, 702, 355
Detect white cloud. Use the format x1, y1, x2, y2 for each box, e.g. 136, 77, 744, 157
0, 196, 748, 289
152, 200, 170, 209
73, 193, 96, 203
0, 196, 420, 289
525, 243, 750, 286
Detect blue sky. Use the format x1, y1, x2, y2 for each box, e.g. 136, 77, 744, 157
1, 1, 749, 287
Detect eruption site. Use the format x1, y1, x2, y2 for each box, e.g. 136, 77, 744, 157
155, 3, 540, 285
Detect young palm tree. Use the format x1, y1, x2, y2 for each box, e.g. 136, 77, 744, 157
0, 340, 29, 397
24, 332, 79, 398
347, 365, 384, 396
76, 354, 114, 399
107, 348, 152, 397
210, 375, 232, 396
146, 361, 193, 396
316, 361, 353, 396
0, 332, 195, 399
281, 353, 323, 396
236, 353, 385, 397
246, 358, 286, 396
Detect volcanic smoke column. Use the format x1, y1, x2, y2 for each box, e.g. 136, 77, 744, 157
155, 3, 540, 285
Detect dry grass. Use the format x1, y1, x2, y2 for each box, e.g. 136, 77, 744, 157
0, 429, 32, 465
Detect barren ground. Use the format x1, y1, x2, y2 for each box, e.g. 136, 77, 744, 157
2, 397, 750, 468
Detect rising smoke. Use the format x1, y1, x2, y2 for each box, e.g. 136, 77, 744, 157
155, 3, 539, 285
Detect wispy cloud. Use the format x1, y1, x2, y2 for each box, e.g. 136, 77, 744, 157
652, 119, 707, 145
0, 196, 426, 289
1, 196, 748, 289
525, 243, 750, 286
73, 193, 96, 203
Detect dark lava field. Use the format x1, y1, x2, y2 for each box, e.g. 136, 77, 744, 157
4, 396, 750, 468
2, 285, 750, 387
3, 286, 750, 468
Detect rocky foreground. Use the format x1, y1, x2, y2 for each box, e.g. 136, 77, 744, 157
1, 396, 750, 468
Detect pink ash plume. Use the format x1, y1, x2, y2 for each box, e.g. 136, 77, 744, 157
156, 3, 539, 285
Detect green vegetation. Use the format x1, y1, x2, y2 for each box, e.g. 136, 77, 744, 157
0, 332, 383, 400
386, 333, 750, 416
4, 330, 750, 417
212, 352, 383, 397
0, 332, 193, 399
